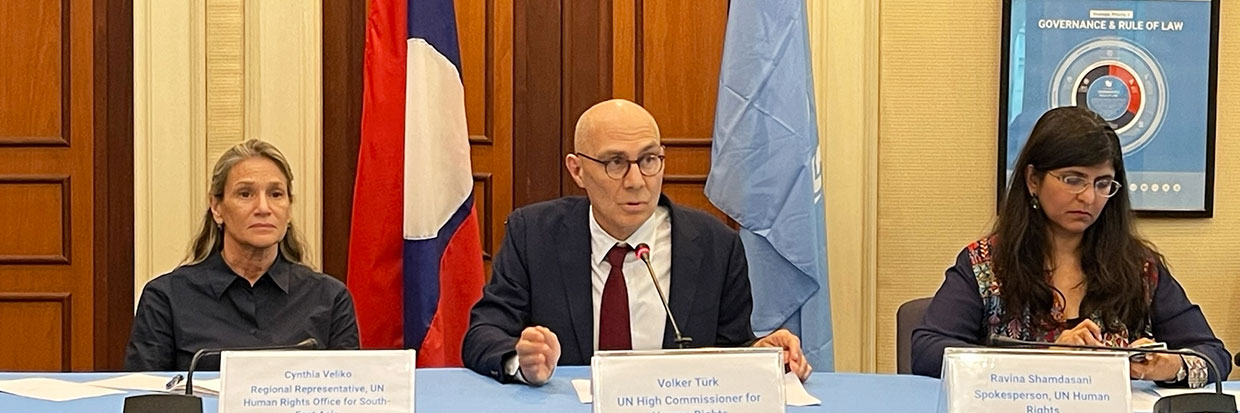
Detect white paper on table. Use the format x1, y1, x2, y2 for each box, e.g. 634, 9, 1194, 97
0, 377, 125, 402
1153, 387, 1240, 398
782, 372, 821, 406
83, 373, 177, 392
570, 372, 820, 406
173, 378, 221, 396
571, 379, 592, 403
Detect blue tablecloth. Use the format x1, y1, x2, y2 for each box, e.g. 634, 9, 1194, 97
0, 367, 943, 412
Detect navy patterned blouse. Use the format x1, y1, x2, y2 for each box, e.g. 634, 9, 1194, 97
911, 237, 1230, 387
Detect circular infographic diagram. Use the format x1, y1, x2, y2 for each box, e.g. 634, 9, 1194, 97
1049, 36, 1167, 155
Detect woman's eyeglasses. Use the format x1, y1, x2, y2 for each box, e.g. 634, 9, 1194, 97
1046, 170, 1122, 198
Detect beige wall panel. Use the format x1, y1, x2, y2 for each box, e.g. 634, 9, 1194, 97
206, 0, 245, 162
246, 0, 324, 269
136, 0, 324, 300
878, 0, 1001, 373
134, 0, 208, 297
808, 0, 881, 373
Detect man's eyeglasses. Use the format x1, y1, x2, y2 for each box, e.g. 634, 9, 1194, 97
575, 152, 666, 180
1046, 170, 1123, 198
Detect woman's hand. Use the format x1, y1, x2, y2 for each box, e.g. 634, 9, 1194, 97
1053, 319, 1103, 346
1128, 338, 1181, 382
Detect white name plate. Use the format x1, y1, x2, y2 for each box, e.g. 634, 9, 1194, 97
941, 347, 1130, 413
219, 349, 416, 413
591, 347, 785, 413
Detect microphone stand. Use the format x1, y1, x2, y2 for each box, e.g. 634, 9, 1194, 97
988, 335, 1234, 413
184, 338, 320, 396
635, 244, 692, 349
123, 338, 320, 413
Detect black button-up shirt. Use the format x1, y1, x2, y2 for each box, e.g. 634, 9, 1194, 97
123, 252, 359, 371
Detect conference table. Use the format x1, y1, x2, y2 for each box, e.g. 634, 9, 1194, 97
3, 366, 938, 412
0, 366, 1232, 411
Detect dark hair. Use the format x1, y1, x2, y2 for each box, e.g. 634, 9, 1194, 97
993, 106, 1159, 334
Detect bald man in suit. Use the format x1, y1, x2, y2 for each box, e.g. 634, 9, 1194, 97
462, 99, 811, 385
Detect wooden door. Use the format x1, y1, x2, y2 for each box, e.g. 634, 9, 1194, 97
0, 0, 133, 371
513, 0, 732, 223
321, 0, 731, 280
610, 0, 730, 223
459, 0, 513, 279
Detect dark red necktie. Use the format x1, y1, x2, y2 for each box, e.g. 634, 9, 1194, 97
598, 244, 633, 351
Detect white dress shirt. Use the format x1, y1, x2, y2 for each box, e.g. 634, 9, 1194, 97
588, 205, 672, 351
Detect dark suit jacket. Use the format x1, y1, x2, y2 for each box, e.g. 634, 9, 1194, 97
462, 195, 756, 382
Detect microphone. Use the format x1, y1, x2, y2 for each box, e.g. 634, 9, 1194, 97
634, 243, 692, 348
987, 334, 1234, 413
123, 338, 321, 413
184, 337, 320, 395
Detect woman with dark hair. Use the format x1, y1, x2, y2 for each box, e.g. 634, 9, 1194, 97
124, 139, 359, 371
910, 107, 1229, 387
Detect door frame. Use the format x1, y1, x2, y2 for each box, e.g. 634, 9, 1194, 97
93, 0, 135, 371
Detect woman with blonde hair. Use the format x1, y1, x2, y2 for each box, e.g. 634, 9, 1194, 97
125, 139, 358, 371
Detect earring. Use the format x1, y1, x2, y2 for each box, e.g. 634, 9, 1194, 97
1030, 193, 1041, 210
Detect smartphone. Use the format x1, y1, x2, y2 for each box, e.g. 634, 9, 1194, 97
1129, 342, 1167, 362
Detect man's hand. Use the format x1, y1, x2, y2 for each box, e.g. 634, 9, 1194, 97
753, 328, 812, 382
515, 326, 561, 385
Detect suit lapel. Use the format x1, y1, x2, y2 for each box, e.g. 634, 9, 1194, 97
665, 198, 699, 348
559, 199, 594, 362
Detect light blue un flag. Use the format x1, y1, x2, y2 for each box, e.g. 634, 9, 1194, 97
705, 0, 832, 371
